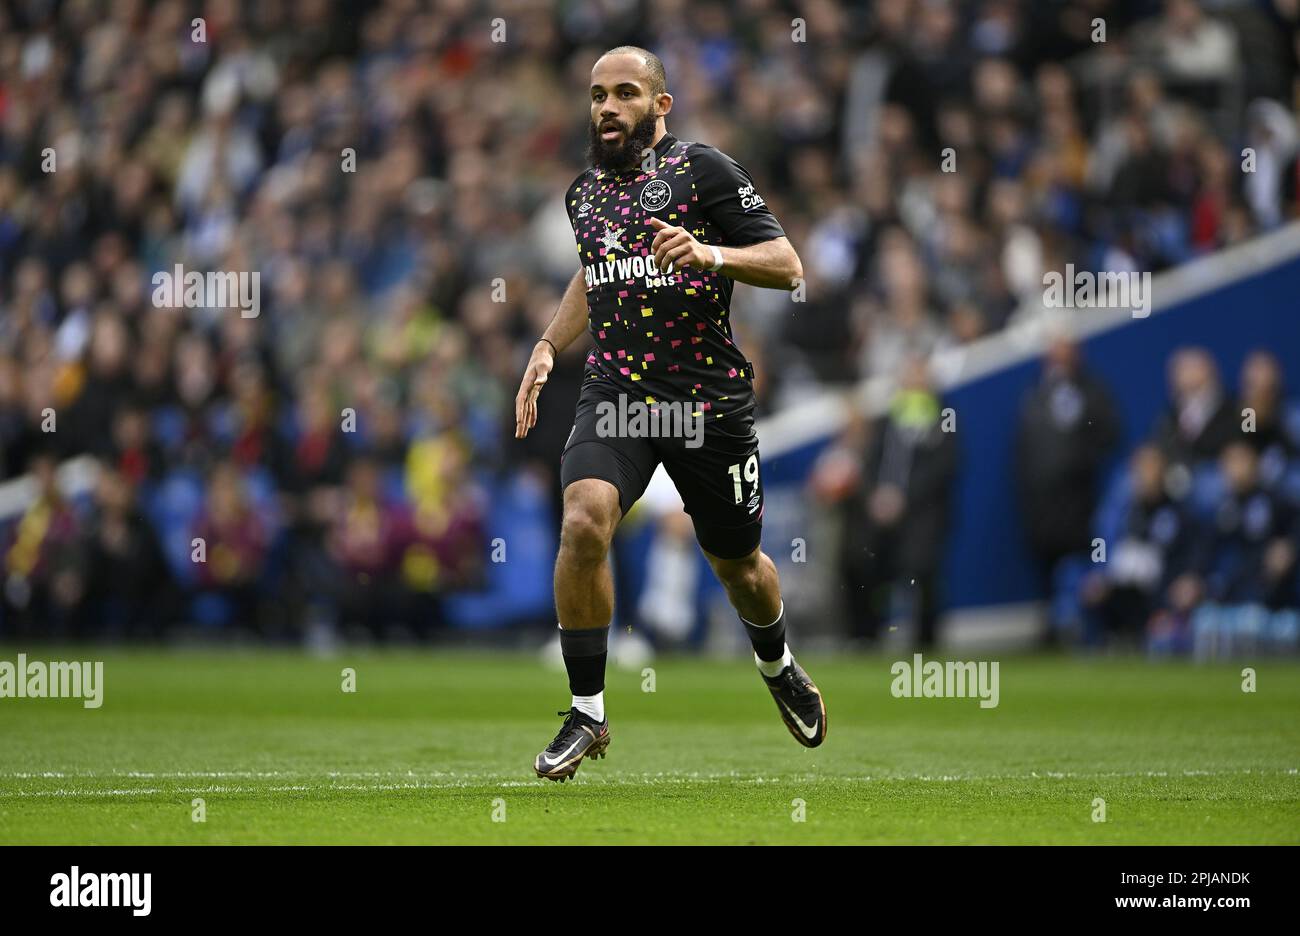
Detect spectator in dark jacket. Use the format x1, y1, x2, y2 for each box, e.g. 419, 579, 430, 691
0, 353, 28, 479
73, 465, 173, 639
832, 357, 958, 648
272, 377, 351, 638
1016, 337, 1121, 599
1238, 350, 1300, 494
1153, 346, 1239, 470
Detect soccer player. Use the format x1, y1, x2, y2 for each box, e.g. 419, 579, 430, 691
515, 46, 826, 781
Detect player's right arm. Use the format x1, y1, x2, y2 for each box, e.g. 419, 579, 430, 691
514, 266, 588, 439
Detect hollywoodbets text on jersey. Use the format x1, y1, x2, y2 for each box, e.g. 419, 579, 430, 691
584, 253, 685, 291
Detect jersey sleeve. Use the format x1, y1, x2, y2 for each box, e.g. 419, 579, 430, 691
564, 171, 590, 231
687, 143, 786, 247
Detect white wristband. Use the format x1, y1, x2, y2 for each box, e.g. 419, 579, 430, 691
707, 244, 724, 271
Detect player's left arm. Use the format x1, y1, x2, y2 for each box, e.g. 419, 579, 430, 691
648, 143, 802, 291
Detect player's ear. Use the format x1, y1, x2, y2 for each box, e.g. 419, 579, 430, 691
656, 92, 673, 117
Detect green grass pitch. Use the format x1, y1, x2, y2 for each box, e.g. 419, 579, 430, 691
0, 649, 1296, 844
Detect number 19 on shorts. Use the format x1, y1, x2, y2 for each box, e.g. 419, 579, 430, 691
727, 453, 760, 506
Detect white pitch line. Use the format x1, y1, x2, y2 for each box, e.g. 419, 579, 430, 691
0, 767, 1295, 798
0, 770, 469, 779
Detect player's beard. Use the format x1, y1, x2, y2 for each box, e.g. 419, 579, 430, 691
588, 108, 659, 174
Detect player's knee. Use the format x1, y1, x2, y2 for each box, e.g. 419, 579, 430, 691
560, 487, 618, 562
560, 510, 613, 562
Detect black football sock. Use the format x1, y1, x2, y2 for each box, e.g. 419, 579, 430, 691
559, 624, 609, 706
741, 601, 787, 663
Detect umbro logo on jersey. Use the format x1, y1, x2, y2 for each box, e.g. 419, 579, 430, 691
577, 201, 593, 216
738, 184, 766, 210
639, 178, 671, 212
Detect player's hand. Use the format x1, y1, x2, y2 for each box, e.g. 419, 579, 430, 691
648, 216, 710, 274
514, 341, 555, 439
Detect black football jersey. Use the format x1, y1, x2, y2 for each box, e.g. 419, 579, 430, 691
564, 132, 786, 419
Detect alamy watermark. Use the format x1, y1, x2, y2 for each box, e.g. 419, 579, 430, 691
151, 263, 260, 318
595, 395, 703, 448
1043, 264, 1151, 318
0, 653, 103, 708
50, 867, 150, 916
890, 652, 999, 709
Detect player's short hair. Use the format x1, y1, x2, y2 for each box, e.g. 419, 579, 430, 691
599, 45, 667, 98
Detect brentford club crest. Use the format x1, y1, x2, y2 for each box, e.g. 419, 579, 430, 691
639, 178, 671, 212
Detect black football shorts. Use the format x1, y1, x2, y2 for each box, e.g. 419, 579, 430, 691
559, 380, 764, 560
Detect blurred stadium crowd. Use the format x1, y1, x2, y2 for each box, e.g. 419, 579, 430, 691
1, 0, 1298, 647
810, 343, 1300, 655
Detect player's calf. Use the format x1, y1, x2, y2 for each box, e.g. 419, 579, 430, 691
707, 550, 828, 748
708, 547, 781, 626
